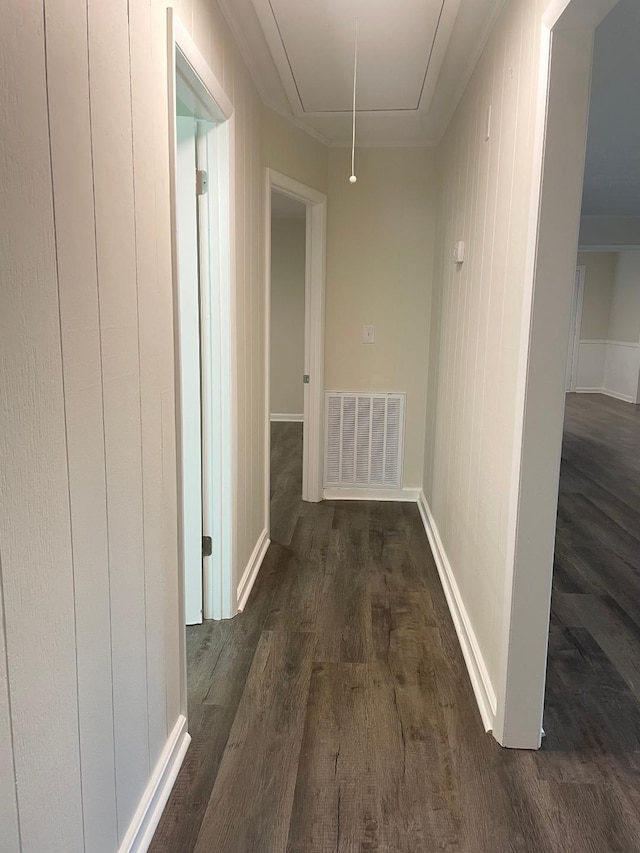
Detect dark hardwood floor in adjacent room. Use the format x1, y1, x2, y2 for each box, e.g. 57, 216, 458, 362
151, 393, 640, 852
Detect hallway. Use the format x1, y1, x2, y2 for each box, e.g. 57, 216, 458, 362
151, 401, 640, 852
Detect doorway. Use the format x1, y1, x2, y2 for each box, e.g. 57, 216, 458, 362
264, 170, 327, 542
495, 0, 620, 747
269, 191, 307, 544
169, 9, 235, 647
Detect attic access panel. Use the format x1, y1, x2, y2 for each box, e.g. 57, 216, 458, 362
257, 0, 449, 113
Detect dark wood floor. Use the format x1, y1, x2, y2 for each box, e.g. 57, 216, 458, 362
269, 421, 305, 547
151, 395, 640, 852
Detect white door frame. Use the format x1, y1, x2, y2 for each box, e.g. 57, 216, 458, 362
175, 114, 203, 626
264, 169, 327, 520
167, 7, 236, 713
496, 0, 618, 748
566, 265, 586, 392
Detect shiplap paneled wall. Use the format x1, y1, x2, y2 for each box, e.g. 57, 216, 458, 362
1, 0, 178, 849
1, 0, 330, 848
423, 0, 545, 701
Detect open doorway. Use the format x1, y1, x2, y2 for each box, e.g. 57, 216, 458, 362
269, 190, 307, 544
264, 170, 327, 544
549, 0, 640, 752
169, 10, 234, 639
495, 0, 637, 748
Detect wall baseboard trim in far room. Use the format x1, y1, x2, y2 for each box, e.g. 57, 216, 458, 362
322, 487, 420, 502
576, 387, 637, 404
118, 714, 190, 853
237, 528, 270, 612
417, 491, 497, 733
270, 413, 304, 422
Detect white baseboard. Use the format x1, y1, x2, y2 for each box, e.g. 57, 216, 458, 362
417, 492, 496, 732
576, 387, 636, 404
270, 413, 304, 423
237, 528, 270, 612
322, 487, 420, 502
118, 714, 190, 853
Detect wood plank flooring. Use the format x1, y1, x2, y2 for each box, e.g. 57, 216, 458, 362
151, 395, 640, 852
269, 421, 305, 547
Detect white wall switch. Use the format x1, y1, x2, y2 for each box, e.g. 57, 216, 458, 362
362, 324, 375, 344
453, 241, 465, 264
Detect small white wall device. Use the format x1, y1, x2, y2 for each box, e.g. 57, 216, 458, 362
453, 241, 465, 264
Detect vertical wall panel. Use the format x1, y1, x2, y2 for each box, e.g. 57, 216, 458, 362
151, 0, 183, 733
43, 0, 119, 849
424, 0, 547, 692
0, 1, 84, 850
129, 0, 170, 764
87, 0, 150, 836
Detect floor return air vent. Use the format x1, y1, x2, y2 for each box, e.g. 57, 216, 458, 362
324, 392, 405, 489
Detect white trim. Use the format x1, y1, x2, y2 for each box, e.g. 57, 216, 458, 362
265, 168, 327, 543
118, 715, 190, 853
417, 493, 496, 732
576, 387, 637, 404
237, 529, 270, 612
173, 17, 233, 121
322, 487, 420, 502
169, 10, 236, 624
270, 413, 304, 423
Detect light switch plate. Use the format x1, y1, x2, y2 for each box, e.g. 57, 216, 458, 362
362, 324, 375, 344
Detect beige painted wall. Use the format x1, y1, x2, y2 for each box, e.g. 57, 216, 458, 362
576, 250, 640, 343
609, 252, 640, 343
271, 218, 306, 415
325, 147, 436, 489
262, 107, 328, 193
423, 0, 548, 703
577, 252, 616, 339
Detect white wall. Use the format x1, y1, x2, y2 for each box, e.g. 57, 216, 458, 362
0, 0, 180, 849
325, 147, 436, 489
576, 251, 640, 402
270, 218, 306, 416
423, 0, 548, 732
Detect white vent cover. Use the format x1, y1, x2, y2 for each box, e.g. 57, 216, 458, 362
324, 392, 405, 489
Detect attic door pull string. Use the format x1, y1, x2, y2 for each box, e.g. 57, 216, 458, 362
350, 17, 358, 184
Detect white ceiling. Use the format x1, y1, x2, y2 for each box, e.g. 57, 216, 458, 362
219, 0, 505, 146
271, 190, 306, 218
582, 0, 640, 217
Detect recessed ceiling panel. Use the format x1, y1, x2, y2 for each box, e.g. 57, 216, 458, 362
267, 0, 446, 112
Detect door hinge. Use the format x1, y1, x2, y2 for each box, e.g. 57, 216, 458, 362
202, 535, 212, 557
303, 374, 310, 384
196, 169, 208, 196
